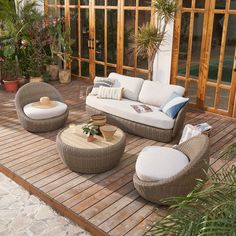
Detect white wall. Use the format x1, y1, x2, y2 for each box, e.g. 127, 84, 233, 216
152, 21, 174, 84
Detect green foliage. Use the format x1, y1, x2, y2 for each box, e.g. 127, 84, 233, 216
223, 143, 236, 159
82, 124, 98, 136
148, 165, 236, 236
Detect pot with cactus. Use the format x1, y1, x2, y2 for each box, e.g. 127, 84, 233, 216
82, 123, 98, 142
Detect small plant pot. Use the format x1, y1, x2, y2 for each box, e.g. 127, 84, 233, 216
87, 135, 95, 142
30, 76, 43, 83
3, 80, 19, 93
59, 69, 71, 84
48, 64, 59, 81
100, 125, 117, 141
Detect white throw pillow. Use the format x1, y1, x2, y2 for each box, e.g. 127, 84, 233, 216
162, 96, 189, 119
108, 73, 144, 101
97, 86, 123, 100
135, 146, 189, 181
23, 102, 67, 120
138, 80, 185, 107
90, 77, 114, 96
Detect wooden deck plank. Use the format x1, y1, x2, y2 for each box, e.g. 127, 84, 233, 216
0, 80, 235, 236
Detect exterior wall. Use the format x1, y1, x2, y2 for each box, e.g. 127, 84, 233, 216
153, 21, 174, 84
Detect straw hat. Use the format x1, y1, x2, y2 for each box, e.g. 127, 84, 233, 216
32, 97, 57, 109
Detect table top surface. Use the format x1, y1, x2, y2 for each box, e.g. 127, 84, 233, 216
59, 124, 125, 150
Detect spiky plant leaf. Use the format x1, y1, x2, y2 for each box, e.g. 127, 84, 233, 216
148, 165, 236, 236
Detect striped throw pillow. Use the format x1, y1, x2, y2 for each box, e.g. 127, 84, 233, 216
90, 77, 114, 96
97, 86, 123, 100
162, 97, 189, 119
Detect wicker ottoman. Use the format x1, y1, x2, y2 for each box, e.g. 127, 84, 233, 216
56, 124, 126, 174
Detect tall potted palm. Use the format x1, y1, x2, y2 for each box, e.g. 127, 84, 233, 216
135, 0, 177, 80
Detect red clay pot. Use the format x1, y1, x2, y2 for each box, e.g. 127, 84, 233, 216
87, 135, 96, 142
3, 80, 19, 93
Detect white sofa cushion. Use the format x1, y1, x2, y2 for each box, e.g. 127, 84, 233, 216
86, 95, 175, 129
97, 86, 123, 100
24, 101, 67, 120
108, 73, 144, 101
135, 146, 189, 181
138, 80, 185, 107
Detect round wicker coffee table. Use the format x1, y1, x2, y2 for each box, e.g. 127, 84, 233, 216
56, 124, 126, 174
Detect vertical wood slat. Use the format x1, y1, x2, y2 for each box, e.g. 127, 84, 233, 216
104, 0, 108, 77
89, 0, 95, 80
170, 0, 183, 85
230, 49, 236, 117
197, 0, 216, 108
184, 0, 196, 96
134, 0, 139, 77
214, 0, 230, 110
78, 1, 81, 78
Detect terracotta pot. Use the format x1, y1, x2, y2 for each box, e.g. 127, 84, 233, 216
100, 125, 117, 141
3, 80, 19, 93
48, 64, 59, 81
87, 135, 95, 142
30, 76, 43, 83
59, 69, 71, 84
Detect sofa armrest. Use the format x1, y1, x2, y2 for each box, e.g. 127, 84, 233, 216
172, 102, 189, 138
86, 85, 93, 97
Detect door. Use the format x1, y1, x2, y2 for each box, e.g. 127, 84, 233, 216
171, 0, 236, 117
45, 0, 153, 81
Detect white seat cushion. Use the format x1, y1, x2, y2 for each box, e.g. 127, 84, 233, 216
108, 73, 144, 101
136, 146, 189, 181
138, 80, 185, 107
23, 102, 67, 120
86, 95, 175, 129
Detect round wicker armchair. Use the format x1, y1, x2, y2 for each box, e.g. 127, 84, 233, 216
15, 82, 69, 133
133, 134, 210, 205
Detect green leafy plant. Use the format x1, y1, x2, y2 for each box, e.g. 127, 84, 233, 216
148, 161, 236, 235
223, 143, 236, 159
135, 0, 177, 80
82, 124, 98, 136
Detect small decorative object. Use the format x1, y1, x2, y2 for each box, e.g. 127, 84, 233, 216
59, 69, 71, 84
100, 125, 117, 141
31, 96, 57, 109
69, 123, 77, 133
82, 123, 98, 142
91, 115, 107, 126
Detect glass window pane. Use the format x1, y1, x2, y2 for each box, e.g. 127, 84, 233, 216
80, 0, 89, 5
107, 10, 117, 64
182, 0, 191, 8
70, 9, 78, 57
221, 15, 236, 83
190, 13, 204, 79
205, 86, 216, 108
195, 0, 205, 8
218, 89, 229, 110
124, 11, 135, 67
57, 0, 64, 4
96, 64, 104, 77
81, 61, 89, 77
95, 0, 105, 5
106, 66, 116, 77
208, 14, 224, 82
135, 72, 148, 80
230, 0, 236, 9
70, 0, 77, 5
139, 0, 151, 6
188, 80, 198, 104
48, 0, 55, 4
176, 79, 185, 88
71, 59, 78, 75
107, 0, 118, 6
125, 0, 136, 6
95, 10, 105, 62
80, 9, 89, 59
178, 12, 191, 76
215, 0, 226, 9
123, 70, 135, 76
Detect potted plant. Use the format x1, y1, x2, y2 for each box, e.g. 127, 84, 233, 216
82, 123, 98, 142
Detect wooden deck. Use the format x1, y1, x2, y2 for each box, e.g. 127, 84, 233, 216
0, 80, 235, 236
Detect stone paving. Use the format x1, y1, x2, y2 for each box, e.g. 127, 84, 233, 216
0, 173, 91, 236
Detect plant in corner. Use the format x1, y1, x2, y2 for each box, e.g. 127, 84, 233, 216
82, 123, 98, 142
135, 0, 177, 80
147, 143, 236, 236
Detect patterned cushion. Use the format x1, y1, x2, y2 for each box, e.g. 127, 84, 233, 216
162, 97, 189, 119
97, 86, 123, 100
90, 77, 114, 95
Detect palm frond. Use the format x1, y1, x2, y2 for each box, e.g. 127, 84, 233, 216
148, 165, 236, 236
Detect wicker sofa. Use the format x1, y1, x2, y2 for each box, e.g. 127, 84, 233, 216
15, 82, 69, 133
133, 134, 210, 205
86, 73, 188, 142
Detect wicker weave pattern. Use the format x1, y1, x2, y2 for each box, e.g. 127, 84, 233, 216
133, 134, 210, 205
56, 127, 126, 174
86, 86, 188, 142
15, 82, 69, 133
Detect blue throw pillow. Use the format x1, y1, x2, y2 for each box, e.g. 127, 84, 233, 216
162, 97, 189, 119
